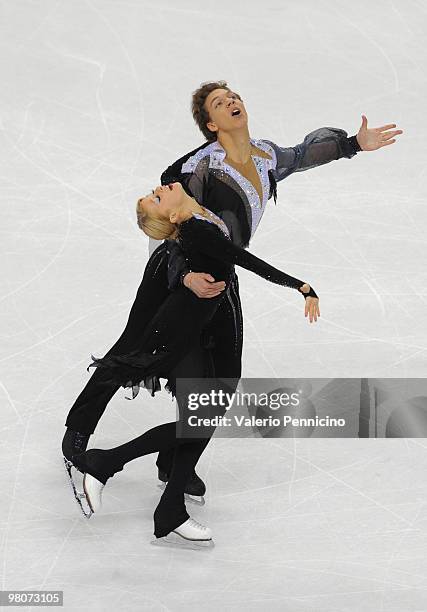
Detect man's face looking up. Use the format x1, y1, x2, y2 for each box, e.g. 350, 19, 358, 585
205, 88, 248, 137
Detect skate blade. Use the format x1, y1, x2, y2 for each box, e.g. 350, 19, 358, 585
185, 493, 205, 506
63, 457, 93, 519
157, 482, 206, 506
150, 532, 214, 550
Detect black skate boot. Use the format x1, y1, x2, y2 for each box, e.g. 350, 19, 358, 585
157, 468, 206, 506
62, 429, 92, 518
62, 428, 91, 461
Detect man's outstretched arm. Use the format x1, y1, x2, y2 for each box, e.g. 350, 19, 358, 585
263, 115, 402, 182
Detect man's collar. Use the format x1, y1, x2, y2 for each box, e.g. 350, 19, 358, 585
181, 137, 274, 174
210, 138, 264, 169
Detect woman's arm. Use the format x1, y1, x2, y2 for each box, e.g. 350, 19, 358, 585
181, 220, 318, 299
262, 128, 361, 183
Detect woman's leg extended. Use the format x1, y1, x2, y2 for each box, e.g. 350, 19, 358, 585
65, 242, 171, 434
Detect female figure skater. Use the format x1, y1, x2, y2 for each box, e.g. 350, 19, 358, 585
68, 180, 319, 544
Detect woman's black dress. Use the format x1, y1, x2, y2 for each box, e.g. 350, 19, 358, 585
86, 210, 317, 399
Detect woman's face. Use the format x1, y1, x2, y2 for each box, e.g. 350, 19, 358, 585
204, 88, 248, 136
138, 181, 183, 218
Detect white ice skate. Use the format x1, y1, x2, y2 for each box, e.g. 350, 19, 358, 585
82, 473, 104, 514
173, 517, 212, 541
63, 456, 105, 518
152, 517, 214, 549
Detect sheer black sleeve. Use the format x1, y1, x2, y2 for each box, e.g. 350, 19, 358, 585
180, 220, 318, 299
262, 128, 361, 183
165, 240, 190, 291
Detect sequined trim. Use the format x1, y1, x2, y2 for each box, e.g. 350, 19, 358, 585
181, 142, 219, 174
150, 242, 168, 276
225, 275, 242, 354
191, 210, 230, 239
252, 139, 277, 171
230, 275, 243, 352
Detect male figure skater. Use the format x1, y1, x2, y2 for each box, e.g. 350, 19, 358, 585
63, 80, 402, 500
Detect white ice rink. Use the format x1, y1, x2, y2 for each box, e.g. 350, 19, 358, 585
1, 0, 427, 610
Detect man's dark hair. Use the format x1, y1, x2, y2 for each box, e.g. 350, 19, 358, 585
191, 80, 241, 142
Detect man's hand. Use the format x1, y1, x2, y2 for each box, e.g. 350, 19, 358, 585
183, 272, 226, 298
356, 115, 403, 151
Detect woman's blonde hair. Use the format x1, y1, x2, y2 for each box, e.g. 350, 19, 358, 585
136, 198, 179, 240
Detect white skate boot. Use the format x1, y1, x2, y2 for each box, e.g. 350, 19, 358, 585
64, 449, 109, 518
82, 473, 105, 514
173, 517, 212, 541
152, 517, 214, 549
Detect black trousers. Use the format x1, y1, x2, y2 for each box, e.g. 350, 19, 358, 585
65, 240, 243, 478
